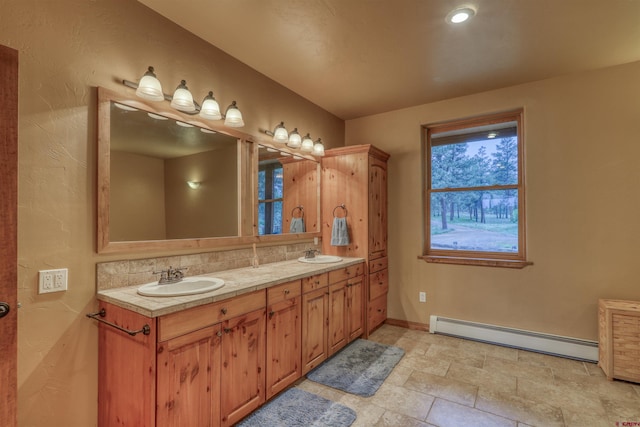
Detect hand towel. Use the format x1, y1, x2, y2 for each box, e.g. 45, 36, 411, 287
330, 217, 350, 246
290, 217, 305, 233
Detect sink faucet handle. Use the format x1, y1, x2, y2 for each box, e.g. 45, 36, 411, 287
304, 248, 321, 259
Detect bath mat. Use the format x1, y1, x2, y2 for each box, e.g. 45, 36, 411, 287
237, 387, 356, 427
307, 339, 405, 397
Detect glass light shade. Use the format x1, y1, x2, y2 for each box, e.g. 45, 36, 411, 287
170, 80, 196, 113
199, 91, 222, 120
300, 133, 314, 152
136, 66, 164, 101
224, 101, 245, 127
287, 128, 302, 148
273, 122, 288, 144
312, 138, 325, 156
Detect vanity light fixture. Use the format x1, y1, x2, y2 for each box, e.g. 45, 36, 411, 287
446, 5, 476, 24
199, 91, 222, 120
148, 112, 168, 120
300, 133, 314, 153
272, 122, 289, 144
135, 66, 165, 101
312, 138, 325, 157
123, 66, 245, 127
224, 101, 245, 127
170, 80, 196, 113
114, 102, 138, 112
287, 128, 302, 148
176, 121, 194, 128
187, 181, 201, 189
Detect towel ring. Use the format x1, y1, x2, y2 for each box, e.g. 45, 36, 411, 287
291, 205, 304, 218
333, 204, 348, 218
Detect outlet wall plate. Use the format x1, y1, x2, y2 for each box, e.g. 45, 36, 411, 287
39, 268, 68, 294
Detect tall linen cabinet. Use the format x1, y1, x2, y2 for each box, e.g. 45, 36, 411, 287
321, 144, 390, 336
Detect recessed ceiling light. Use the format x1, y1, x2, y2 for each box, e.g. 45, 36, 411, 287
446, 6, 476, 24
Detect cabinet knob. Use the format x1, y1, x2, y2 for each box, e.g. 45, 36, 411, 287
284, 289, 290, 294
269, 310, 275, 318
216, 331, 223, 337
221, 308, 228, 315
223, 327, 232, 334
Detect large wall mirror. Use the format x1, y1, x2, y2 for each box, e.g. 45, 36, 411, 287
97, 87, 320, 254
97, 87, 253, 253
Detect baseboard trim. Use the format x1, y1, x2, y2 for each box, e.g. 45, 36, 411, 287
385, 318, 430, 332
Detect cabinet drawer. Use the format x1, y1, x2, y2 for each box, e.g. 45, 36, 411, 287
158, 290, 266, 342
302, 273, 328, 294
368, 257, 388, 274
268, 280, 302, 305
369, 268, 388, 301
368, 294, 387, 332
328, 263, 365, 284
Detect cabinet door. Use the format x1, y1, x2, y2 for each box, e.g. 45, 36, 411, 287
301, 288, 328, 374
328, 281, 348, 356
368, 156, 388, 259
347, 276, 365, 341
156, 325, 221, 427
266, 296, 301, 399
220, 309, 266, 427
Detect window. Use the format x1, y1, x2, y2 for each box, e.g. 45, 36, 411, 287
258, 160, 283, 235
422, 110, 531, 268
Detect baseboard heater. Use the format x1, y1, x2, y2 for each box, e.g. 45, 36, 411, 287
429, 315, 598, 362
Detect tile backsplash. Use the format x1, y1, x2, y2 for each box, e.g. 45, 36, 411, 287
96, 242, 320, 291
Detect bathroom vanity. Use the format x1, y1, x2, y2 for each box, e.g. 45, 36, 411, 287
96, 258, 365, 427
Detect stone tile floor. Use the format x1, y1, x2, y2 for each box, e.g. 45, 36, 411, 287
296, 324, 640, 427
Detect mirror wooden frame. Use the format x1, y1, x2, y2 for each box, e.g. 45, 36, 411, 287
97, 87, 319, 254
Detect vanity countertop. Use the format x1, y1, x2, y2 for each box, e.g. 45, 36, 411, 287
97, 257, 365, 318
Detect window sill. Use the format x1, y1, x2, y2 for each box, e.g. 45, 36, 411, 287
418, 255, 533, 269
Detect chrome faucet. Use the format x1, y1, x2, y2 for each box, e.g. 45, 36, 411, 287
153, 266, 187, 284
304, 249, 321, 259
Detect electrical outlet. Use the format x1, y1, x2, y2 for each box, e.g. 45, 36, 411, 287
419, 292, 426, 303
39, 268, 68, 294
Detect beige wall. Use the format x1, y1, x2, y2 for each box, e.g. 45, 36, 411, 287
0, 0, 343, 426
346, 60, 640, 341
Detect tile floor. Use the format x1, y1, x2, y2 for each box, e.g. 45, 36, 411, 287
296, 324, 640, 427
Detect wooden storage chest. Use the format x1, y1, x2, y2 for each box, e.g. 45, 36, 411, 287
598, 299, 640, 383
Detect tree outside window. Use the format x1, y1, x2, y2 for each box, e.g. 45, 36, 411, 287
422, 110, 530, 268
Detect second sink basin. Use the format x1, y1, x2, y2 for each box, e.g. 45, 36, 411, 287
137, 276, 225, 297
297, 255, 343, 264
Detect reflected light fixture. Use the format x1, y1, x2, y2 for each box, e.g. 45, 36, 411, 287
312, 138, 325, 157
446, 5, 476, 24
176, 121, 194, 128
224, 101, 245, 127
199, 91, 222, 120
272, 122, 289, 144
170, 80, 196, 113
187, 181, 201, 189
287, 128, 302, 148
148, 112, 168, 120
300, 133, 314, 153
135, 66, 164, 101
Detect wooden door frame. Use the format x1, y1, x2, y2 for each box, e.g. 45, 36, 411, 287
0, 43, 18, 427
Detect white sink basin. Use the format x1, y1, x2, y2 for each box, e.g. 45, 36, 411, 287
137, 276, 225, 297
297, 255, 343, 264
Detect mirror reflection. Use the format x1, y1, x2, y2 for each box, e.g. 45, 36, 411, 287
258, 145, 319, 235
109, 101, 239, 241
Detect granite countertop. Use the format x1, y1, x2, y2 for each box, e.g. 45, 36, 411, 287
97, 257, 365, 318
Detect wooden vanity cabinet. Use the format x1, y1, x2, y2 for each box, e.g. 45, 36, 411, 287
266, 280, 302, 399
301, 273, 329, 374
327, 264, 365, 356
322, 144, 390, 336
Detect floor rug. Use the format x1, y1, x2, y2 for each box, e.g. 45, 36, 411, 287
307, 339, 405, 397
237, 387, 356, 427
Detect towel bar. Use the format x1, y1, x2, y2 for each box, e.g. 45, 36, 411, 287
86, 308, 151, 336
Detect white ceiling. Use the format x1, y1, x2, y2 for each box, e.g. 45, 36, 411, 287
138, 0, 640, 120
